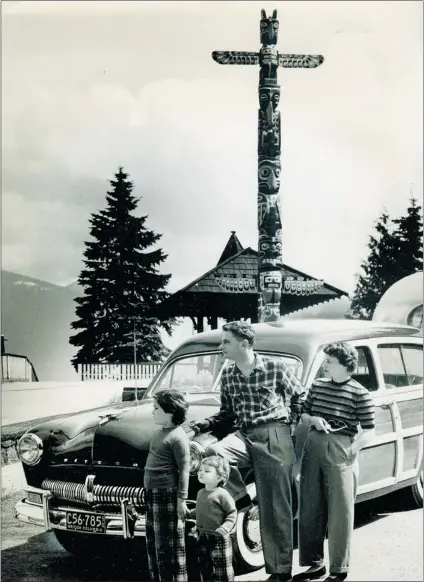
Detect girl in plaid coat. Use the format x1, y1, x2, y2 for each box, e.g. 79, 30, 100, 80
144, 390, 190, 582
187, 454, 237, 582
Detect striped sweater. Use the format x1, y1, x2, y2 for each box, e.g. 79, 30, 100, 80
302, 377, 375, 437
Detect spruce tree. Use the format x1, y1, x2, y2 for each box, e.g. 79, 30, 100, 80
350, 199, 423, 319
391, 197, 423, 277
70, 167, 172, 368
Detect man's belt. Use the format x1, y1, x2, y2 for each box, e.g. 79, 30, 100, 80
241, 418, 290, 432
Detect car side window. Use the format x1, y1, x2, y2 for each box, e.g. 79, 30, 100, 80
377, 343, 422, 389
314, 346, 379, 391
400, 344, 423, 386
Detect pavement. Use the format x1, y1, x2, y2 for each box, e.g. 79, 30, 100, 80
1, 462, 26, 499
1, 489, 422, 581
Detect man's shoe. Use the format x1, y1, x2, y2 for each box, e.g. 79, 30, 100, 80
268, 573, 292, 581
293, 566, 326, 580
324, 574, 347, 582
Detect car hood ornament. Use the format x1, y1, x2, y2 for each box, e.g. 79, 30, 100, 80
98, 413, 123, 426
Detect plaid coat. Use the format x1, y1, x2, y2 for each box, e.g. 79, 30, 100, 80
145, 487, 187, 582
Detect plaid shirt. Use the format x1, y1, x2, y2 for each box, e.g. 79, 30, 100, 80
206, 353, 306, 431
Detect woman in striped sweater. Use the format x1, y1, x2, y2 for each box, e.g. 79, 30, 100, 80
294, 342, 375, 582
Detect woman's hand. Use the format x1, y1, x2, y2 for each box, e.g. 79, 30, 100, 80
310, 416, 331, 433
177, 499, 188, 519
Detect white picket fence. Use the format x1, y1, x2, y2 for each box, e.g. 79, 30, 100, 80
77, 362, 161, 381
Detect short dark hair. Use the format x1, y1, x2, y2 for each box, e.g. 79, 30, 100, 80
323, 342, 358, 374
201, 454, 231, 486
153, 390, 189, 425
222, 320, 255, 346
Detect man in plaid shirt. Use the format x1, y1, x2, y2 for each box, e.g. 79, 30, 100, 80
191, 321, 306, 581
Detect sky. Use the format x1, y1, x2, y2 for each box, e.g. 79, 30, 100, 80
2, 0, 423, 300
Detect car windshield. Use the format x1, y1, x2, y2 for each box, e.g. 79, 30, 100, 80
149, 352, 303, 396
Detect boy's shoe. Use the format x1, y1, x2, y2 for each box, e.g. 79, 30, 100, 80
324, 574, 347, 582
293, 566, 326, 580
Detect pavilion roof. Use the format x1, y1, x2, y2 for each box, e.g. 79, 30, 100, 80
159, 232, 348, 319
216, 231, 244, 265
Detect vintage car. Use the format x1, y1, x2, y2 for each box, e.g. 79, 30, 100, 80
15, 319, 423, 573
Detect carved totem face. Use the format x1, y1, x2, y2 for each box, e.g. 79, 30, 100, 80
259, 85, 280, 112
258, 158, 281, 194
260, 9, 279, 45
258, 229, 283, 268
259, 270, 282, 314
260, 272, 282, 291
260, 45, 278, 67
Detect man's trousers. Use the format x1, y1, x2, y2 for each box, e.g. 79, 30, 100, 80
206, 421, 295, 575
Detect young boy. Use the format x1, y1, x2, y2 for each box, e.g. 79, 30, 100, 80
187, 454, 237, 582
144, 389, 190, 582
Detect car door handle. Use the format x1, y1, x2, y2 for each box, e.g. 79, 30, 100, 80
381, 400, 395, 409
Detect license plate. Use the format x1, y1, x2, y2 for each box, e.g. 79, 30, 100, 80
65, 510, 106, 533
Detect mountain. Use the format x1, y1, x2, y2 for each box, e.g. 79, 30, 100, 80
1, 270, 80, 381
65, 280, 84, 296
1, 271, 173, 381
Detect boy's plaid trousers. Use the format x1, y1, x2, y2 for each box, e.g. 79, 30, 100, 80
145, 487, 187, 582
196, 529, 234, 582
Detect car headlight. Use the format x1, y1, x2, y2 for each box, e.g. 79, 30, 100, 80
18, 433, 43, 466
189, 441, 204, 475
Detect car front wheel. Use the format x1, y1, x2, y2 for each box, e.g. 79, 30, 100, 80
233, 502, 264, 573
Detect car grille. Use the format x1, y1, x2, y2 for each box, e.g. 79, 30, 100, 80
41, 478, 145, 508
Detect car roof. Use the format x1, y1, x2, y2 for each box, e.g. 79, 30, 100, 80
171, 319, 421, 362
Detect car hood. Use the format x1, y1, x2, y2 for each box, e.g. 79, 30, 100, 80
28, 393, 221, 469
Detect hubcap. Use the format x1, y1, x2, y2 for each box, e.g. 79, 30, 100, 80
243, 505, 262, 551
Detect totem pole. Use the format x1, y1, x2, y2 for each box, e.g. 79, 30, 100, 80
212, 9, 324, 321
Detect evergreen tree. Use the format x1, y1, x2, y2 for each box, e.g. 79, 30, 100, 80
391, 197, 423, 276
350, 198, 423, 319
70, 167, 172, 368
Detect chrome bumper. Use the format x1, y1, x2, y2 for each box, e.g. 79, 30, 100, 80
14, 486, 146, 538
